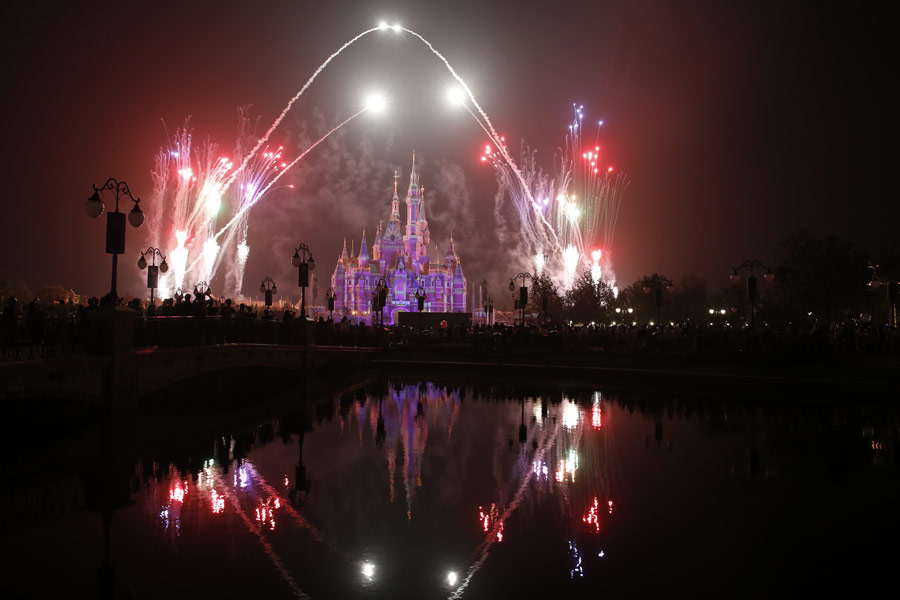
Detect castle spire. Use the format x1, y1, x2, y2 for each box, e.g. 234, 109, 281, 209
359, 228, 369, 263
390, 170, 401, 222
340, 237, 348, 260
417, 185, 427, 222
409, 151, 418, 189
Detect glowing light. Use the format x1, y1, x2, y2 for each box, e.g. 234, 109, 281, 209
211, 490, 225, 514
392, 23, 401, 32
569, 540, 584, 578
362, 562, 375, 580
447, 86, 466, 106
562, 401, 580, 430
563, 245, 580, 290
237, 241, 250, 265
378, 21, 389, 30
582, 497, 600, 533
169, 484, 186, 503
366, 93, 387, 113
534, 252, 545, 275
591, 392, 602, 429
447, 571, 458, 586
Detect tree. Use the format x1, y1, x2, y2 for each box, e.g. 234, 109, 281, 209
564, 270, 615, 324
0, 278, 33, 306
527, 273, 564, 323
771, 230, 871, 324
35, 285, 72, 304
668, 272, 709, 324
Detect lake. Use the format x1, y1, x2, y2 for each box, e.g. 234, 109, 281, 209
4, 378, 899, 598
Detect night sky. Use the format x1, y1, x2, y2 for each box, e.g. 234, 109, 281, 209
1, 0, 897, 303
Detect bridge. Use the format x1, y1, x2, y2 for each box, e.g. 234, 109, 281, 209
0, 310, 383, 410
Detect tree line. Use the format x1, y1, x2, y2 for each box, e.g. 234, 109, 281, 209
524, 229, 899, 328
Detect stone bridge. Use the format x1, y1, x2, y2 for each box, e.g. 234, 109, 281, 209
0, 343, 381, 411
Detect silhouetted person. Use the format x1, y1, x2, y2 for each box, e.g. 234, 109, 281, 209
3, 296, 22, 320
26, 298, 44, 342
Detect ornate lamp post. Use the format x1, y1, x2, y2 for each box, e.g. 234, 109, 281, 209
193, 281, 212, 301
137, 247, 168, 307
868, 262, 898, 328
259, 276, 277, 308
509, 272, 533, 327
729, 260, 774, 329
642, 274, 675, 327
84, 178, 144, 306
292, 243, 315, 318
325, 287, 336, 321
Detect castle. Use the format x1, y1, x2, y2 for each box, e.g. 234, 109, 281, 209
331, 154, 467, 324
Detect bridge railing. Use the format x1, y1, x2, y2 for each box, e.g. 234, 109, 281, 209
134, 316, 313, 348
0, 316, 84, 362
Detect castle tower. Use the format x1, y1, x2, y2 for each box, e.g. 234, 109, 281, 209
404, 152, 421, 258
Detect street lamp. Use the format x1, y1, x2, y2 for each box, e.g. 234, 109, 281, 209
729, 260, 774, 329
292, 243, 315, 318
260, 276, 277, 308
509, 272, 533, 327
325, 287, 336, 321
867, 262, 898, 328
85, 178, 144, 306
641, 274, 674, 327
137, 247, 168, 307
193, 281, 212, 301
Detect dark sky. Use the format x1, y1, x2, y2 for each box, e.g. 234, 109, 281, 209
1, 0, 897, 301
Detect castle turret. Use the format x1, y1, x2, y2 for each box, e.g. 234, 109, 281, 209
358, 229, 369, 269
373, 222, 383, 261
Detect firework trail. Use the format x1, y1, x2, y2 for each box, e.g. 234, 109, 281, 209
399, 27, 562, 254
219, 27, 381, 197
212, 107, 368, 242
481, 105, 629, 291
393, 26, 628, 289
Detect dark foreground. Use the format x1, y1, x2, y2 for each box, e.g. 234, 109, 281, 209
2, 373, 898, 599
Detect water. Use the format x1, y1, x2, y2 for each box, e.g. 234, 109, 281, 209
4, 380, 899, 598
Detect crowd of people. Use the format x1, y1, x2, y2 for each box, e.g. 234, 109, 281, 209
2, 292, 898, 358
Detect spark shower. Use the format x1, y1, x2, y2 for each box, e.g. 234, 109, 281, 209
145, 23, 628, 299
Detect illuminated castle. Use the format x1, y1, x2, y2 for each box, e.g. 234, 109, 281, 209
331, 153, 467, 324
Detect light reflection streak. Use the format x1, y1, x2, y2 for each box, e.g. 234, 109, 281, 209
210, 468, 310, 599
582, 497, 600, 533
241, 462, 346, 558
449, 417, 560, 599
568, 540, 584, 578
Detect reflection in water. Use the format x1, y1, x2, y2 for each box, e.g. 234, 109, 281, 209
8, 379, 900, 598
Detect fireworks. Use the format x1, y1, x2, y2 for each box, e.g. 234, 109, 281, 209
143, 23, 626, 298
479, 105, 629, 291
